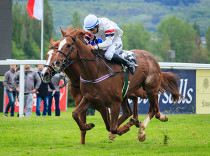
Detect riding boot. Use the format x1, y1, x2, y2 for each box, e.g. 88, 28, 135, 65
111, 54, 135, 75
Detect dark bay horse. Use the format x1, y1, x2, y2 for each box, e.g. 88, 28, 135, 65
42, 37, 148, 144
49, 28, 182, 143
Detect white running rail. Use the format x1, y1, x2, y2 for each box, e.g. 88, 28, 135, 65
0, 60, 45, 117
1, 60, 210, 117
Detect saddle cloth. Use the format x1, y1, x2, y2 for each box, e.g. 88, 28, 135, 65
118, 50, 138, 66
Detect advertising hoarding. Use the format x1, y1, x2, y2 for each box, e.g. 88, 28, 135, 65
128, 69, 196, 114
196, 70, 210, 114
4, 81, 67, 113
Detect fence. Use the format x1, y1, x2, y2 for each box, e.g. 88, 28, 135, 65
1, 60, 210, 116
0, 60, 45, 117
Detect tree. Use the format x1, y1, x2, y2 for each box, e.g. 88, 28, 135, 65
193, 22, 201, 46
148, 34, 171, 62
122, 22, 151, 50
205, 26, 210, 62
158, 16, 199, 62
12, 0, 56, 60
206, 26, 210, 52
12, 2, 25, 50
71, 11, 83, 29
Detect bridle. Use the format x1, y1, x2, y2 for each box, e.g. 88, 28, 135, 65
56, 35, 76, 63
55, 34, 115, 82
44, 44, 77, 78
44, 46, 58, 78
48, 33, 124, 85
55, 34, 100, 69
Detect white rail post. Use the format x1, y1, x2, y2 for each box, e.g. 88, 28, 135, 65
19, 65, 25, 117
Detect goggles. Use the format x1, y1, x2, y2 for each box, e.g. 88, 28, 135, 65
87, 27, 95, 31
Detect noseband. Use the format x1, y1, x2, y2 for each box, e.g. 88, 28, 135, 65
55, 35, 77, 70
57, 35, 76, 60
44, 46, 58, 77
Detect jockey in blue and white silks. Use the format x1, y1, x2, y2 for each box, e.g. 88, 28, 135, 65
83, 14, 135, 75
88, 36, 103, 46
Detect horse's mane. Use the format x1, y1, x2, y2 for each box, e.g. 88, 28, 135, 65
62, 27, 86, 39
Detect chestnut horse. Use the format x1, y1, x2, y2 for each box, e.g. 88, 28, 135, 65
49, 28, 182, 143
42, 37, 148, 144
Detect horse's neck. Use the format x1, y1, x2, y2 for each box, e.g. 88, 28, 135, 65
76, 40, 100, 80
64, 63, 80, 85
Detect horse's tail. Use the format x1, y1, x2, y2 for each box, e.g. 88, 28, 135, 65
160, 72, 183, 103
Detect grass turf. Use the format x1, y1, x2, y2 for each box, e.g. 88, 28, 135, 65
0, 108, 209, 156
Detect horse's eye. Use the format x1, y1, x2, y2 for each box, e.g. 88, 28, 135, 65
67, 44, 71, 48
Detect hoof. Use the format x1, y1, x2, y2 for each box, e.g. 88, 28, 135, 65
85, 123, 95, 130
89, 123, 95, 128
138, 131, 146, 142
159, 115, 168, 122
134, 119, 140, 128
109, 132, 117, 141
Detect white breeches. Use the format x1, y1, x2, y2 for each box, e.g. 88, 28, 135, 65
104, 37, 123, 60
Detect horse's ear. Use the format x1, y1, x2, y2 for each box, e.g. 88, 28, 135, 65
50, 37, 54, 43
60, 27, 65, 37
77, 30, 86, 39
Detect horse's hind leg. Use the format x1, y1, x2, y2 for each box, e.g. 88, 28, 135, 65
139, 90, 159, 142
154, 101, 168, 122
131, 96, 140, 127
138, 74, 161, 142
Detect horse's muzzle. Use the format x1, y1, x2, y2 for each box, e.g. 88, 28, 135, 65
53, 61, 62, 72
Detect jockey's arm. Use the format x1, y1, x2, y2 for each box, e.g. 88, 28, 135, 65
95, 36, 114, 50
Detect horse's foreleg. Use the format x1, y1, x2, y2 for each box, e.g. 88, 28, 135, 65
110, 101, 135, 136
117, 98, 132, 127
110, 103, 121, 135
116, 117, 136, 135
72, 97, 94, 131
97, 106, 116, 141
97, 106, 110, 132
80, 111, 87, 145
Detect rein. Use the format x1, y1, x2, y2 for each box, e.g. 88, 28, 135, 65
80, 70, 122, 84
56, 34, 123, 84
45, 46, 76, 80
57, 35, 76, 60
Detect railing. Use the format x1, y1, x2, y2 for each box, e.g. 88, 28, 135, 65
159, 62, 210, 69
1, 59, 210, 117
0, 60, 45, 117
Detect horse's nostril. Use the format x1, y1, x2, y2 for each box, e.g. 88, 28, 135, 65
55, 61, 61, 67
44, 72, 49, 77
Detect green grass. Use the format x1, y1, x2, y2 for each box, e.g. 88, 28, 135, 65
0, 108, 209, 156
